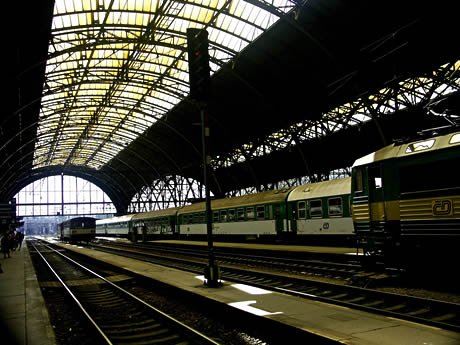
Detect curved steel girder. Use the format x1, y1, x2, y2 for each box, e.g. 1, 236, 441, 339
44, 71, 187, 106
1, 145, 136, 210
34, 101, 204, 172
0, 105, 220, 209
6, 165, 126, 213
1, 114, 177, 174
0, 125, 152, 201
47, 32, 231, 76
129, 174, 204, 212
0, 130, 157, 208
48, 6, 241, 64
0, 89, 209, 196
33, 116, 176, 168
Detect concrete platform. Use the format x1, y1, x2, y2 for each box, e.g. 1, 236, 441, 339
55, 240, 460, 345
0, 240, 57, 345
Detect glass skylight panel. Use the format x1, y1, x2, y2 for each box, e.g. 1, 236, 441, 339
34, 0, 295, 170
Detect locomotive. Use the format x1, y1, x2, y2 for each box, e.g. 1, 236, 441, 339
58, 216, 96, 243
95, 177, 354, 246
351, 129, 460, 265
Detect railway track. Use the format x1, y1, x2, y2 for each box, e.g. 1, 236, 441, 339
93, 240, 372, 283
30, 240, 220, 345
88, 240, 460, 333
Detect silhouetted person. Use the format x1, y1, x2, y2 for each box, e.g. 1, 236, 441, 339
9, 230, 17, 251
1, 232, 11, 258
16, 231, 24, 250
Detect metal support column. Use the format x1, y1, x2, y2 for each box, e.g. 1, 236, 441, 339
201, 106, 221, 287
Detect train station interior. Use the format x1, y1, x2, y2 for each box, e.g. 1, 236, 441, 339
1, 1, 460, 344
2, 0, 460, 216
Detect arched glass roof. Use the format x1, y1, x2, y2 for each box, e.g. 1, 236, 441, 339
33, 0, 295, 170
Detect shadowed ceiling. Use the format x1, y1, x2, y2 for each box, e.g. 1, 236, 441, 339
2, 0, 459, 211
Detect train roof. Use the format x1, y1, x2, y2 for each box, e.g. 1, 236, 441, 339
353, 130, 460, 167
177, 187, 295, 214
131, 207, 182, 221
95, 214, 135, 225
59, 216, 95, 225
287, 177, 351, 202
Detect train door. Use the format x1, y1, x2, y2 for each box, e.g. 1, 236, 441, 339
368, 164, 386, 224
131, 227, 138, 242
366, 163, 389, 258
141, 225, 147, 242
273, 204, 284, 234
170, 216, 177, 237
288, 202, 297, 234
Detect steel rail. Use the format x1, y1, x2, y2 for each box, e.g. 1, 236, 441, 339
32, 240, 220, 345
30, 241, 113, 345
88, 241, 460, 333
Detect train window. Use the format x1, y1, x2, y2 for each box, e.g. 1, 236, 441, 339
328, 197, 343, 216
274, 205, 281, 219
237, 208, 245, 221
193, 213, 199, 224
256, 205, 265, 219
228, 209, 235, 221
200, 212, 205, 223
247, 207, 255, 219
213, 211, 219, 222
310, 200, 322, 218
450, 133, 460, 144
298, 201, 306, 219
400, 156, 460, 194
369, 165, 383, 189
405, 139, 435, 153
220, 210, 227, 222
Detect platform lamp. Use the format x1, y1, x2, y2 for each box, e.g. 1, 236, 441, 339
186, 27, 221, 287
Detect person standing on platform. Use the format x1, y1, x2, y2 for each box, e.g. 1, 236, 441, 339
9, 230, 17, 251
1, 231, 11, 258
16, 231, 24, 250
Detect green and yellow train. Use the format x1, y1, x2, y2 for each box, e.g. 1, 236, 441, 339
95, 128, 460, 265
96, 178, 354, 246
351, 129, 460, 264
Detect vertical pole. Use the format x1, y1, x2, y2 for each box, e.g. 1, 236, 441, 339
201, 105, 220, 287
61, 173, 64, 216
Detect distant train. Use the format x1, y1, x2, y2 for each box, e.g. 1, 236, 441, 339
351, 128, 460, 265
58, 217, 96, 243
95, 177, 354, 246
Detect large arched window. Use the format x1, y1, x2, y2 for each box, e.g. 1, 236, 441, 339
14, 175, 116, 217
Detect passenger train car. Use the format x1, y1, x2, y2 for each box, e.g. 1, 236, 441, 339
177, 187, 294, 241
288, 177, 352, 245
95, 214, 135, 239
58, 217, 96, 243
132, 207, 181, 241
95, 178, 355, 245
351, 129, 460, 265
